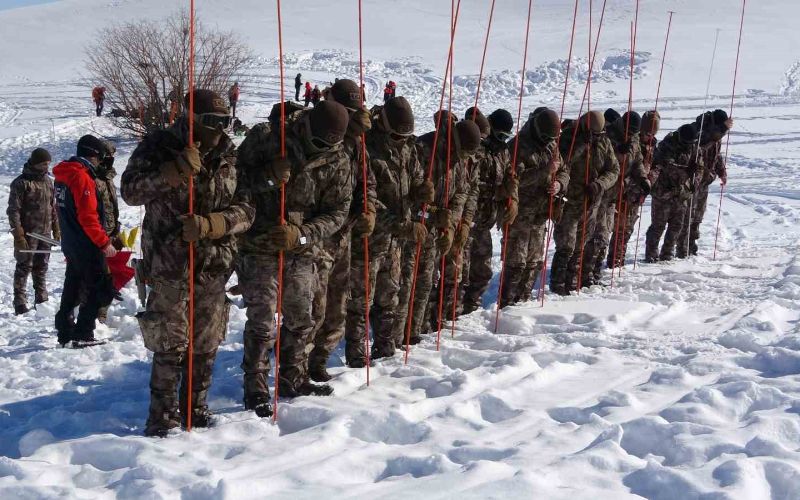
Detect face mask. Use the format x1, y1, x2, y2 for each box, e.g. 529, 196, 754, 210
194, 119, 224, 152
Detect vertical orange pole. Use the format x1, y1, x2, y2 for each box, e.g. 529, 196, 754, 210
357, 0, 371, 385
185, 0, 196, 432
273, 0, 286, 422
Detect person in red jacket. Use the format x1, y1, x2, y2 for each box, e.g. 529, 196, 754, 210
303, 82, 312, 107
92, 86, 105, 117
228, 82, 240, 118
53, 135, 118, 348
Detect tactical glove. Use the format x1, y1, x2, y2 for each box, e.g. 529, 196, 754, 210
639, 178, 652, 195
415, 180, 435, 205
180, 213, 227, 242
399, 221, 428, 243
585, 181, 603, 202
452, 220, 471, 250
269, 156, 292, 185
353, 204, 377, 237
112, 236, 125, 251
12, 227, 28, 252
498, 174, 519, 201
435, 228, 453, 254
176, 144, 202, 177
429, 207, 451, 230
500, 199, 519, 227
548, 180, 561, 196
269, 223, 302, 251
347, 108, 373, 137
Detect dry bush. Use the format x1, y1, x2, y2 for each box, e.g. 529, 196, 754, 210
86, 10, 252, 134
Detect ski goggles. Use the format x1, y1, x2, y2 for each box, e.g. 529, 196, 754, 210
492, 129, 513, 141
198, 113, 232, 129
533, 121, 558, 142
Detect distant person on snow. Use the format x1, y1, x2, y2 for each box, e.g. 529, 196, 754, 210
383, 82, 392, 103
295, 73, 303, 101
311, 85, 322, 106
92, 86, 106, 117
389, 80, 397, 98
7, 148, 59, 315
304, 81, 312, 107
53, 135, 119, 348
228, 82, 240, 118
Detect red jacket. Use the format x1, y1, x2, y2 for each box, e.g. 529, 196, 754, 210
53, 159, 110, 255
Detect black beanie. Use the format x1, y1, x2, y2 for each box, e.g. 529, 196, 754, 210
29, 148, 51, 165
382, 96, 414, 135
678, 124, 698, 144
604, 108, 621, 125
330, 79, 362, 109
184, 89, 228, 115
309, 100, 349, 144
621, 111, 642, 135
457, 120, 482, 152
488, 109, 513, 134
77, 135, 107, 158
532, 108, 560, 141
465, 107, 490, 138
711, 109, 729, 127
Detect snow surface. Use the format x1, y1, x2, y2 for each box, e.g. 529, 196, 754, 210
1, 0, 800, 498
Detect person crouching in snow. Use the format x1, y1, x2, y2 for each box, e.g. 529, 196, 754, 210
7, 148, 59, 315
53, 135, 119, 347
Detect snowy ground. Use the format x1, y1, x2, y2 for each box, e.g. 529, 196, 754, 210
2, 0, 800, 498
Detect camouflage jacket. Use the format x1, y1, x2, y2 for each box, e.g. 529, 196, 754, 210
642, 135, 659, 186
416, 131, 469, 234
339, 133, 377, 240
95, 167, 120, 237
7, 162, 57, 236
365, 128, 426, 253
558, 126, 620, 208
460, 147, 484, 225
698, 138, 726, 187
121, 118, 254, 282
236, 117, 352, 257
651, 131, 704, 202
471, 135, 510, 229
606, 128, 646, 204
512, 123, 569, 224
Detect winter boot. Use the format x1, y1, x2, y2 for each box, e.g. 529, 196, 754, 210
371, 341, 395, 360
345, 342, 367, 369
55, 310, 75, 346
279, 378, 334, 398
14, 303, 30, 316
244, 392, 274, 418
549, 250, 569, 296
308, 358, 332, 383
180, 352, 217, 429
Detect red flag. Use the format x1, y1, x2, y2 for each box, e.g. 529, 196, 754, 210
106, 251, 135, 291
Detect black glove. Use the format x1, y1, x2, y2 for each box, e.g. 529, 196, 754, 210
616, 141, 633, 154
585, 181, 602, 201
639, 178, 651, 195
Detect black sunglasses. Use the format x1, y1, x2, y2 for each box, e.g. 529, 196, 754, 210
310, 136, 336, 151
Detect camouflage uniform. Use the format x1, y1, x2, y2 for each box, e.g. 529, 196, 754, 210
428, 144, 481, 327
677, 138, 726, 257
644, 131, 703, 261
236, 115, 351, 398
7, 161, 57, 308
86, 165, 120, 321
461, 135, 509, 313
583, 126, 646, 284
550, 125, 619, 294
501, 122, 568, 306
607, 133, 658, 268
309, 132, 376, 369
121, 117, 254, 432
393, 131, 468, 343
347, 128, 426, 358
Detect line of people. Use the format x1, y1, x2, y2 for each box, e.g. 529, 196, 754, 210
8, 78, 730, 438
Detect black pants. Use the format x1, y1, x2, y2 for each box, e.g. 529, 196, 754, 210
56, 250, 115, 342
95, 102, 103, 117
230, 100, 237, 118
295, 86, 301, 101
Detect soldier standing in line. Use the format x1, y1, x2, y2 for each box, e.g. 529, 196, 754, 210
122, 90, 253, 436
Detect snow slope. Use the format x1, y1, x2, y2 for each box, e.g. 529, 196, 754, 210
1, 0, 800, 498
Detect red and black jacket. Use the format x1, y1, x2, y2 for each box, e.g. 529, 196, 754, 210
53, 157, 110, 257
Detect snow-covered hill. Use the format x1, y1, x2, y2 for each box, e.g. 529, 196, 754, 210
1, 0, 800, 498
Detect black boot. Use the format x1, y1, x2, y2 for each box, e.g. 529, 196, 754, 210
309, 360, 332, 383
279, 378, 334, 398
55, 310, 75, 347
14, 303, 29, 316
244, 392, 274, 418
371, 341, 395, 360
180, 352, 217, 429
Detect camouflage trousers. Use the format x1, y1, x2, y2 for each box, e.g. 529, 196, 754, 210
645, 196, 688, 261
551, 198, 601, 292
347, 238, 403, 358
13, 238, 50, 307
239, 252, 318, 396
500, 220, 547, 307
608, 197, 643, 268
137, 273, 230, 421
427, 238, 469, 335
310, 233, 352, 369
582, 202, 616, 285
677, 185, 710, 257
462, 226, 493, 314
392, 236, 437, 344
